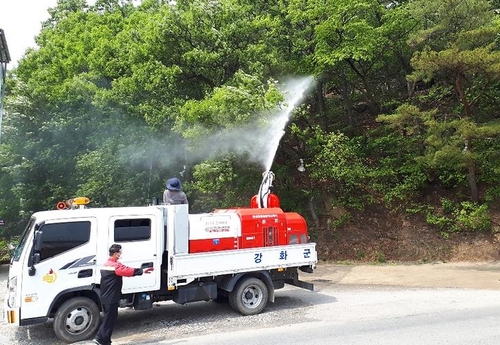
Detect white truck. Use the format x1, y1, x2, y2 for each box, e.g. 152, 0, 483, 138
3, 189, 317, 343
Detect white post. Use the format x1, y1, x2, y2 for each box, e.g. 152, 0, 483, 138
0, 60, 6, 142
0, 28, 12, 143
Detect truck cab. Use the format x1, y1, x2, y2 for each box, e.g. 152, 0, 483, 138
5, 205, 166, 342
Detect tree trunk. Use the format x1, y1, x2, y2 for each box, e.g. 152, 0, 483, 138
455, 75, 478, 202
308, 196, 320, 229
315, 78, 327, 130
468, 159, 479, 202
341, 68, 355, 127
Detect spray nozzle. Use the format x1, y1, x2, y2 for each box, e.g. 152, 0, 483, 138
262, 170, 276, 180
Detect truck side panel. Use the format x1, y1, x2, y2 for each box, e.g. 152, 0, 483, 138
167, 243, 317, 286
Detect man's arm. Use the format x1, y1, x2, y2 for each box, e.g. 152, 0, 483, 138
114, 261, 154, 277
115, 262, 143, 277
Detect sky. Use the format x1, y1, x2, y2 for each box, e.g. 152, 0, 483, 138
0, 0, 60, 67
1, 0, 146, 68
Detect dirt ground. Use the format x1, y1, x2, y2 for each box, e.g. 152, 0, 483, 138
307, 261, 500, 290
314, 202, 500, 263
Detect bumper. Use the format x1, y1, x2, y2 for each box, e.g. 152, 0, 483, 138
3, 300, 47, 326
3, 298, 19, 326
3, 290, 19, 325
4, 308, 19, 325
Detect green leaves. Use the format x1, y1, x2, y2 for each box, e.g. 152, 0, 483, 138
313, 0, 385, 65
177, 72, 281, 132
3, 0, 500, 241
404, 0, 500, 201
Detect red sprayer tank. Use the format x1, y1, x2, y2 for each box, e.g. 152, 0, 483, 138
188, 171, 309, 253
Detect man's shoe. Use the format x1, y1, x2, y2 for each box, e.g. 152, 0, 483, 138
92, 339, 103, 345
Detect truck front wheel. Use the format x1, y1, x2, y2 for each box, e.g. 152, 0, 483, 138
53, 297, 100, 343
229, 277, 268, 315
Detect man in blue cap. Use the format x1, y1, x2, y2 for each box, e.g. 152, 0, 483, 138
163, 177, 188, 204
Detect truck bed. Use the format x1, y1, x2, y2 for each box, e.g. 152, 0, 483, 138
167, 243, 317, 286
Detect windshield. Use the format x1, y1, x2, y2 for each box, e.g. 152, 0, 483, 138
12, 217, 35, 262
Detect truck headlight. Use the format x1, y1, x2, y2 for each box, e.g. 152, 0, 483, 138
7, 276, 18, 308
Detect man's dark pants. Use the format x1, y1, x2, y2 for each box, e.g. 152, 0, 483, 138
95, 302, 119, 345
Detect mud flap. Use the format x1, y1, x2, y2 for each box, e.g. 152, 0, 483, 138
285, 271, 314, 291
288, 277, 314, 291
299, 265, 314, 273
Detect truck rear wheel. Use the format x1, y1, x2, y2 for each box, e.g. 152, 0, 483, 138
53, 297, 100, 343
229, 277, 268, 315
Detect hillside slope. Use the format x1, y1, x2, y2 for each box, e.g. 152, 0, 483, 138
315, 204, 500, 262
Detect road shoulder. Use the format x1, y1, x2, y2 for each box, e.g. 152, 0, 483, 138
304, 261, 500, 290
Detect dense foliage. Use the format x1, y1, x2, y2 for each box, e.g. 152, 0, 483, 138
2, 0, 500, 248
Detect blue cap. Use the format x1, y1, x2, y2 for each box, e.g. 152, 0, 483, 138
166, 177, 181, 191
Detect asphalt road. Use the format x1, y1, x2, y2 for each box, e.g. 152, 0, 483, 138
2, 262, 500, 345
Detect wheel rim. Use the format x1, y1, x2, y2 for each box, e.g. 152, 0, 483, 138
241, 285, 263, 309
64, 306, 93, 334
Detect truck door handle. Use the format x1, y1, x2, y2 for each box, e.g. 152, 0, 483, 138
141, 262, 153, 269
78, 269, 93, 278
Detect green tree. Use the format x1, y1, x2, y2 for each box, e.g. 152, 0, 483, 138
286, 0, 415, 130
407, 0, 500, 201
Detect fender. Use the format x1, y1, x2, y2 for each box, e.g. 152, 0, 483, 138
48, 284, 101, 315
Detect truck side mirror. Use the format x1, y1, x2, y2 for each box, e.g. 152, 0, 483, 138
34, 230, 43, 252
28, 252, 41, 276
29, 265, 36, 276
29, 229, 43, 276
33, 252, 40, 264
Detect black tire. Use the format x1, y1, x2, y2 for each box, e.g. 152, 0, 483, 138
53, 297, 100, 344
229, 277, 268, 315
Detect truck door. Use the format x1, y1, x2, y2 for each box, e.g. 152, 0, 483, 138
21, 218, 98, 320
109, 214, 160, 292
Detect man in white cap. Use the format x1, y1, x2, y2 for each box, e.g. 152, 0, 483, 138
163, 177, 188, 204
